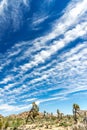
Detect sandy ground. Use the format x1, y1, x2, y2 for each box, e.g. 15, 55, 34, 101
17, 123, 87, 130
18, 124, 71, 130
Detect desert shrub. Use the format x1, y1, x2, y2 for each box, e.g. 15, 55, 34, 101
0, 121, 3, 129
59, 122, 69, 127
58, 121, 72, 127
11, 119, 21, 128
4, 120, 10, 129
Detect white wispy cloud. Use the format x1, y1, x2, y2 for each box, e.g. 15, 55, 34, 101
0, 75, 13, 84
32, 15, 49, 27
0, 103, 32, 114
0, 0, 30, 35
20, 21, 87, 72
0, 0, 8, 14
23, 0, 29, 6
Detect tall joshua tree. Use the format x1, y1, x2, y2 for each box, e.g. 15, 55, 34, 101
73, 103, 80, 123
26, 102, 39, 123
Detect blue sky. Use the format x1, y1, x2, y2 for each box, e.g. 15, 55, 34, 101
0, 0, 87, 116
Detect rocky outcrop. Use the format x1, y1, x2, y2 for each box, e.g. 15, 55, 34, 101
78, 110, 87, 117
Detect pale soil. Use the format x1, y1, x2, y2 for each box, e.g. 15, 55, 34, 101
17, 123, 87, 130
18, 124, 71, 130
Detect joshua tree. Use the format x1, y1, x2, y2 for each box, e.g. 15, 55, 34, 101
26, 102, 39, 123
60, 113, 64, 119
57, 109, 60, 119
51, 112, 53, 116
43, 110, 46, 117
73, 103, 80, 123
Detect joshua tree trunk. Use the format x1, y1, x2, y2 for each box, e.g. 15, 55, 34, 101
73, 104, 80, 124
73, 110, 77, 123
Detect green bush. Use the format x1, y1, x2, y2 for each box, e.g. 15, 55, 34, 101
0, 121, 3, 129
59, 122, 69, 127
4, 120, 10, 129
